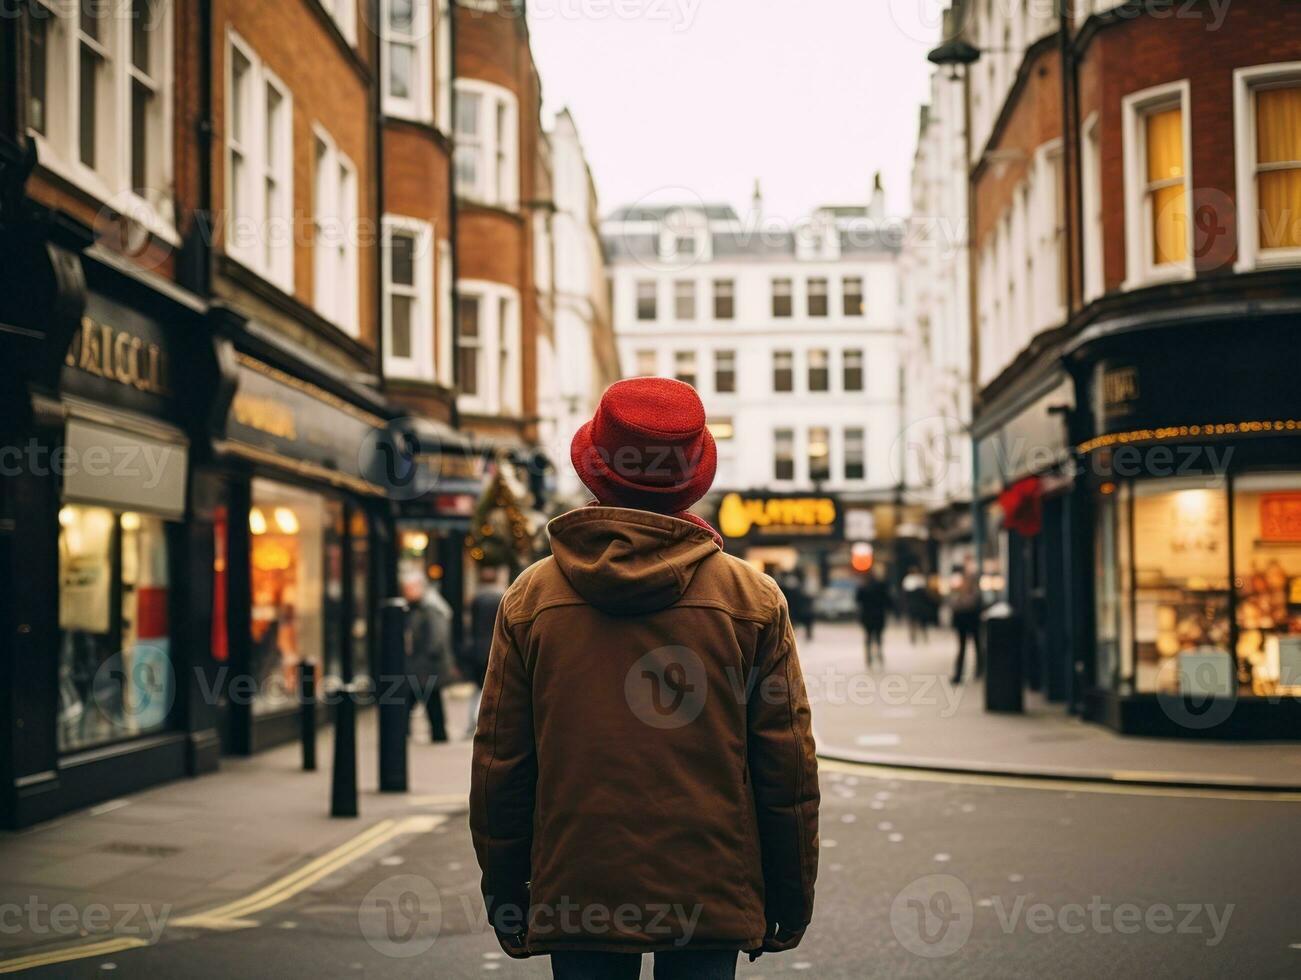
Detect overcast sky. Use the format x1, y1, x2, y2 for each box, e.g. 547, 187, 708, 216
527, 0, 942, 225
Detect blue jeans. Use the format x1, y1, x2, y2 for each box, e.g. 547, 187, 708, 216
551, 949, 737, 979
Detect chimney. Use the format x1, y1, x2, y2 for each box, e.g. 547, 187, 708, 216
869, 172, 886, 221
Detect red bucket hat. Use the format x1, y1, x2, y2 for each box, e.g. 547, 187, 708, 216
571, 377, 717, 515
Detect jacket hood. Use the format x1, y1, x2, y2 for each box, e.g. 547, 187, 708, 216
547, 507, 721, 616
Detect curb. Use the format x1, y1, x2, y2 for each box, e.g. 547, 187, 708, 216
815, 745, 1301, 795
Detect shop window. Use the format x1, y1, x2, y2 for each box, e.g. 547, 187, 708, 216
1233, 474, 1301, 695
843, 276, 864, 317
1130, 479, 1231, 694
58, 506, 174, 753
809, 427, 831, 482
713, 279, 735, 320
249, 480, 345, 714
1122, 81, 1193, 286
1093, 482, 1133, 691
772, 278, 793, 318
773, 349, 794, 393
1234, 67, 1301, 270
714, 349, 736, 393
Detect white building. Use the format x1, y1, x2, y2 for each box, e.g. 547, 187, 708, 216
535, 110, 620, 504
899, 66, 975, 577
602, 185, 903, 585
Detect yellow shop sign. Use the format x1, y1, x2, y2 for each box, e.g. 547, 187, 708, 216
717, 493, 838, 539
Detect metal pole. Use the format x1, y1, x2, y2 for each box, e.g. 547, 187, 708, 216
299, 662, 316, 772
378, 598, 409, 793
330, 681, 359, 818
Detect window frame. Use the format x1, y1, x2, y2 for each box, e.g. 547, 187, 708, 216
382, 215, 435, 381
773, 428, 796, 482
453, 79, 518, 209
673, 279, 696, 321
844, 427, 866, 481
772, 349, 794, 393
807, 348, 830, 393
807, 277, 829, 318
312, 124, 360, 336
673, 350, 697, 389
27, 0, 178, 245
842, 275, 864, 317
712, 278, 735, 320
714, 349, 736, 393
1081, 111, 1105, 301
381, 0, 433, 122
635, 280, 658, 321
1233, 62, 1301, 272
457, 279, 521, 415
843, 348, 865, 392
772, 277, 793, 318
1122, 79, 1194, 288
225, 29, 294, 293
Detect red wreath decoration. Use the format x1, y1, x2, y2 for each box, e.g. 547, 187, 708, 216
999, 476, 1044, 537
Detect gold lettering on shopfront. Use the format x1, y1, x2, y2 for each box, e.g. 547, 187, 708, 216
1102, 366, 1140, 410
232, 393, 298, 441
718, 493, 838, 539
65, 317, 169, 396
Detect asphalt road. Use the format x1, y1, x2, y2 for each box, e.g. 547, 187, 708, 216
18, 764, 1299, 979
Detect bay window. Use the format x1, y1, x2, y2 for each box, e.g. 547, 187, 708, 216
27, 0, 174, 235
313, 128, 360, 336
457, 282, 521, 415
1123, 81, 1193, 286
454, 80, 518, 208
1234, 64, 1301, 270
383, 216, 435, 380
226, 31, 294, 291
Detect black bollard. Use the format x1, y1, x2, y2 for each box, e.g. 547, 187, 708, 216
378, 598, 409, 793
299, 662, 317, 772
331, 682, 359, 818
983, 605, 1025, 714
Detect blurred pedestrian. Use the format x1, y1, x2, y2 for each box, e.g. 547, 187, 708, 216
462, 565, 505, 737
471, 378, 818, 978
855, 570, 890, 669
950, 562, 984, 684
402, 576, 455, 743
779, 570, 815, 641
902, 566, 930, 644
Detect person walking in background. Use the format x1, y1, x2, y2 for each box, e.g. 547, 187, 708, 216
462, 565, 505, 737
471, 378, 819, 979
855, 570, 890, 669
402, 576, 455, 743
950, 562, 984, 685
901, 566, 930, 644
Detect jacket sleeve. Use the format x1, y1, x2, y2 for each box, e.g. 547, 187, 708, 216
748, 594, 820, 937
469, 606, 536, 941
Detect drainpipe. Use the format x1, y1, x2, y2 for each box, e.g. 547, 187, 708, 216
372, 0, 386, 384
448, 0, 461, 431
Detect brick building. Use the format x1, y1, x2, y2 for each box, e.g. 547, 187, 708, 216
0, 0, 610, 827
933, 0, 1301, 737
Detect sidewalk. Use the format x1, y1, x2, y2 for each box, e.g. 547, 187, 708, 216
800, 621, 1301, 790
0, 697, 475, 960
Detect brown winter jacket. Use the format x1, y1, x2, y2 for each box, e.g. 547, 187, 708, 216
469, 507, 820, 957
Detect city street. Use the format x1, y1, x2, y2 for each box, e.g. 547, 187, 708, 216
2, 627, 1298, 979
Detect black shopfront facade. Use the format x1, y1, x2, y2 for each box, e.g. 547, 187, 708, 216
201, 311, 397, 755
1070, 312, 1301, 739
0, 227, 224, 828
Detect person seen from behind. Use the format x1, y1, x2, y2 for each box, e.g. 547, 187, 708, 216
855, 569, 890, 669
470, 378, 820, 980
402, 575, 455, 743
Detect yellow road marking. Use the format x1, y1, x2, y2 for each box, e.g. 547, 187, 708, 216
818, 757, 1301, 803
0, 937, 149, 975
173, 814, 447, 930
